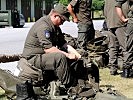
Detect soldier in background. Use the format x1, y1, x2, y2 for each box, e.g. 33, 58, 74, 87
115, 0, 133, 78
67, 0, 95, 52
104, 0, 128, 75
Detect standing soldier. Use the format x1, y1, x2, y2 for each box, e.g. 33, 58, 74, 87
67, 0, 95, 52
104, 0, 129, 75
115, 0, 133, 78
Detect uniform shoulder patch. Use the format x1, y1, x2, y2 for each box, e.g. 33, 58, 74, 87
44, 30, 50, 38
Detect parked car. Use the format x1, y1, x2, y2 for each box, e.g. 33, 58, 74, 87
0, 10, 25, 28
19, 14, 25, 28
12, 13, 25, 28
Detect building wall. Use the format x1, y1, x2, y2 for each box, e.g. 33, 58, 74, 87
31, 0, 34, 21
45, 0, 54, 15
17, 0, 21, 14
1, 0, 6, 10
0, 0, 1, 10
6, 0, 17, 10
0, 0, 54, 22
34, 0, 43, 21
21, 0, 31, 22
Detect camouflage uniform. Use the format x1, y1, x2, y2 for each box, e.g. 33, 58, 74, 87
115, 0, 133, 77
69, 0, 95, 50
104, 0, 128, 75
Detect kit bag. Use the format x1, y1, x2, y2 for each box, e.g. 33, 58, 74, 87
0, 68, 22, 99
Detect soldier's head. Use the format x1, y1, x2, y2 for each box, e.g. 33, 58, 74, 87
49, 3, 70, 26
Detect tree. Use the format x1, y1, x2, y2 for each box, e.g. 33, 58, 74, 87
57, 0, 105, 18
58, 0, 105, 10
92, 0, 104, 11
91, 0, 104, 19
58, 0, 70, 6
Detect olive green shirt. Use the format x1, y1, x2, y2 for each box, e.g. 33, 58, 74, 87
115, 0, 133, 23
69, 0, 93, 24
104, 0, 129, 28
22, 15, 66, 59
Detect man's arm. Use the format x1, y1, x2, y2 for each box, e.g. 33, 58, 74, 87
63, 43, 81, 59
67, 4, 78, 23
115, 7, 128, 23
44, 46, 81, 59
115, 0, 128, 23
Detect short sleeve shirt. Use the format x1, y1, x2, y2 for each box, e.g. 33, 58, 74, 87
22, 15, 66, 58
115, 0, 127, 8
115, 0, 133, 23
69, 0, 93, 24
104, 0, 129, 28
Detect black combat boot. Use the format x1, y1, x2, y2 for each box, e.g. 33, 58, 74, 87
121, 68, 130, 78
129, 69, 133, 77
121, 63, 133, 78
16, 83, 29, 100
16, 80, 37, 100
110, 66, 118, 75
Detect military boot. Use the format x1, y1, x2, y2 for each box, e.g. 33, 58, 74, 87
121, 64, 133, 78
129, 69, 133, 77
110, 66, 118, 75
121, 68, 130, 78
16, 81, 37, 100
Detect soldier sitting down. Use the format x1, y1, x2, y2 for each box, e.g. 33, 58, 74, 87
15, 3, 97, 99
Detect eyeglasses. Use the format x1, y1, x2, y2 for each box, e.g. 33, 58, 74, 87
57, 15, 65, 23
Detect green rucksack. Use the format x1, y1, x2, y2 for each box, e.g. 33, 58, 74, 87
86, 33, 108, 52
0, 68, 22, 99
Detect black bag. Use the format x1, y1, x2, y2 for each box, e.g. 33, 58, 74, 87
87, 30, 109, 68
86, 30, 109, 52
86, 35, 108, 52
16, 80, 37, 100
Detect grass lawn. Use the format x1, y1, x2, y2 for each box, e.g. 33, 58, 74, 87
99, 68, 133, 99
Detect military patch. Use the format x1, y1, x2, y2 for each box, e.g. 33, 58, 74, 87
44, 30, 50, 38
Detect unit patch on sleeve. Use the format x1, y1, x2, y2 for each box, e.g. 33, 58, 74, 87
44, 30, 50, 38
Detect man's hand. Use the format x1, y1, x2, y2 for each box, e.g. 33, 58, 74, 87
123, 18, 128, 23
115, 7, 128, 23
67, 53, 81, 60
73, 17, 78, 23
